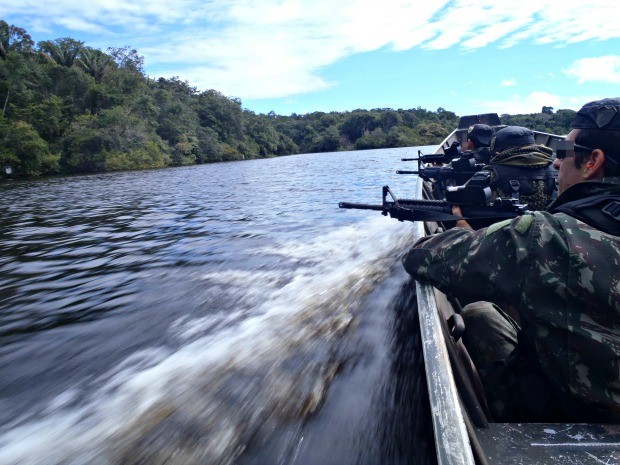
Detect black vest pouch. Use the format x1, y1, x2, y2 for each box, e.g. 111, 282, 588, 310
489, 164, 557, 196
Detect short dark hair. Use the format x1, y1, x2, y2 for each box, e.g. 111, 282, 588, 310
574, 128, 620, 176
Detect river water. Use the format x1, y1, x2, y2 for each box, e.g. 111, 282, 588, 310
0, 147, 437, 465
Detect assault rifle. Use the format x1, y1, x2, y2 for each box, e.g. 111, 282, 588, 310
400, 141, 485, 191
398, 154, 486, 200
401, 141, 461, 164
339, 172, 528, 225
397, 162, 485, 182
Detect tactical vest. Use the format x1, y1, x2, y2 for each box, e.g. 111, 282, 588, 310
487, 164, 557, 202
550, 194, 620, 236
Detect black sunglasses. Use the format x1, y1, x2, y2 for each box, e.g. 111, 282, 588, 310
555, 140, 596, 160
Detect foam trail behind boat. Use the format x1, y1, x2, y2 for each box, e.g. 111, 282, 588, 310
0, 216, 416, 465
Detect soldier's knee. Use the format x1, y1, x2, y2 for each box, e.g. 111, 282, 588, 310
462, 301, 497, 322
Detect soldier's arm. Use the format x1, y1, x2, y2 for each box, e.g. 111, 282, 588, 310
402, 214, 539, 303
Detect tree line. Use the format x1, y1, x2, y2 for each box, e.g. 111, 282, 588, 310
0, 20, 577, 178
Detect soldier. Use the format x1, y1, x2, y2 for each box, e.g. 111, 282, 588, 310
444, 124, 495, 193
485, 125, 557, 211
402, 98, 620, 422
461, 123, 494, 164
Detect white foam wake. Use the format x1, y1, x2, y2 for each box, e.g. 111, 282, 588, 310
0, 216, 416, 465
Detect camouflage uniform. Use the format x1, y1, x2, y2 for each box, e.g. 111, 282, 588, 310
403, 178, 620, 422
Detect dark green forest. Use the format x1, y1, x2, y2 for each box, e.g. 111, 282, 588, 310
0, 20, 577, 178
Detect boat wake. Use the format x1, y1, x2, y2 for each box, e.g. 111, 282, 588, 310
0, 216, 416, 465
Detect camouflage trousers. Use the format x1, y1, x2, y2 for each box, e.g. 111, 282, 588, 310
461, 301, 519, 370
461, 301, 571, 422
460, 301, 520, 420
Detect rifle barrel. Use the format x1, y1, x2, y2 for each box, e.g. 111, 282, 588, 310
338, 202, 385, 211
396, 170, 419, 175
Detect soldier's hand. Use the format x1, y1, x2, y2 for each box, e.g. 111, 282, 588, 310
452, 205, 473, 230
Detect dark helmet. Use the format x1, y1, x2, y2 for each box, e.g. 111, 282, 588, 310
467, 124, 494, 148
490, 126, 535, 153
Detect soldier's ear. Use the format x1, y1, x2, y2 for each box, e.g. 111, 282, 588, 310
584, 150, 606, 180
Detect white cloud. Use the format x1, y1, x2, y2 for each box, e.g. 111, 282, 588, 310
502, 79, 517, 87
477, 91, 564, 115
564, 55, 620, 84
2, 0, 620, 100
55, 17, 109, 35
461, 92, 607, 117
132, 0, 456, 98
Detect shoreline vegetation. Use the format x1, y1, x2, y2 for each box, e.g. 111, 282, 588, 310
1, 20, 576, 179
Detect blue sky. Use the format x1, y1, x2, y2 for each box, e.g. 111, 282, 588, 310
2, 0, 619, 116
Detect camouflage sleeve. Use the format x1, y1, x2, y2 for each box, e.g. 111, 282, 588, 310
402, 214, 540, 303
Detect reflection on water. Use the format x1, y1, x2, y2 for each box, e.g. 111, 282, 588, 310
0, 147, 436, 465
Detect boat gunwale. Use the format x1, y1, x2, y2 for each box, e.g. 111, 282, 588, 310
414, 128, 475, 465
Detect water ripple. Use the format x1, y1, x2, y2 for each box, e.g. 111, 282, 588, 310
0, 146, 435, 465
